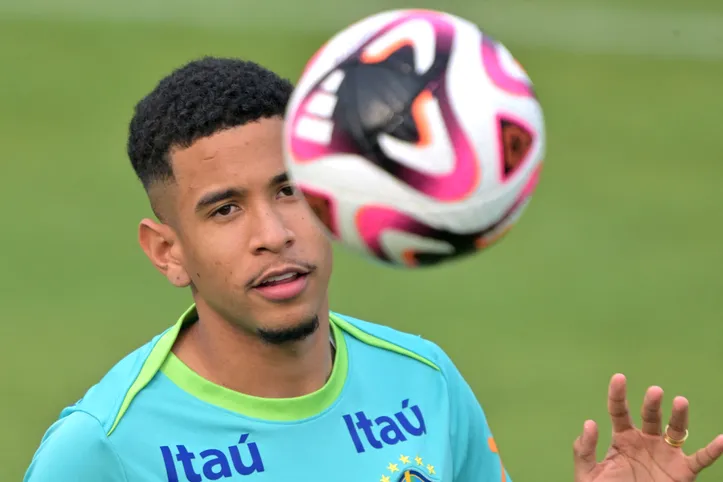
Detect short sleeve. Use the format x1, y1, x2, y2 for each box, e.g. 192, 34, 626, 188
24, 411, 128, 482
431, 342, 512, 482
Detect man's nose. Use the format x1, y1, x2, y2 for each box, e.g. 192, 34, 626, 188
249, 207, 295, 255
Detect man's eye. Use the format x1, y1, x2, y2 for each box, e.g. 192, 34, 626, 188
213, 205, 238, 217
278, 185, 298, 198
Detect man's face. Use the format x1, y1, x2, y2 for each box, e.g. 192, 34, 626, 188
157, 117, 332, 339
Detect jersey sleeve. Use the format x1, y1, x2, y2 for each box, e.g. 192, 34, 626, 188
432, 343, 512, 482
24, 410, 128, 482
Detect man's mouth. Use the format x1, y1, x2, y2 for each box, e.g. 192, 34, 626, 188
251, 265, 314, 302
256, 271, 306, 287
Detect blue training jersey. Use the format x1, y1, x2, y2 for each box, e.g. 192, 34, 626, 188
24, 305, 510, 482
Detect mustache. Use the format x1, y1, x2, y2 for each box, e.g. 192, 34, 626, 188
245, 259, 317, 289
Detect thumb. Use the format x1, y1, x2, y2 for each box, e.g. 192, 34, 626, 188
573, 420, 599, 479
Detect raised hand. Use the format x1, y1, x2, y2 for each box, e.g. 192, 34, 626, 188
573, 374, 723, 481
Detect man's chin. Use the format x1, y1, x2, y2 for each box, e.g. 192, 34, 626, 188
256, 315, 320, 345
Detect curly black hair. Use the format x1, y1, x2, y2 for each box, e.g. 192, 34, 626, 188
127, 57, 294, 190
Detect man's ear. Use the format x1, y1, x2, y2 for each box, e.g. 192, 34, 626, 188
138, 218, 191, 288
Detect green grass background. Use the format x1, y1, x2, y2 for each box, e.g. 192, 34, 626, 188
1, 0, 722, 480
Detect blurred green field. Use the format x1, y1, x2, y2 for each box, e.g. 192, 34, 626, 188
1, 1, 722, 481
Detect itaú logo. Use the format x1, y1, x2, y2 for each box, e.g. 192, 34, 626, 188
160, 434, 264, 481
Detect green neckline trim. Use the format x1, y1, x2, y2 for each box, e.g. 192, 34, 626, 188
159, 314, 349, 421
331, 315, 439, 372
107, 304, 196, 436
106, 306, 439, 434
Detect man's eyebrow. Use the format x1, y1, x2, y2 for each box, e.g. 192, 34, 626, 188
195, 188, 245, 212
270, 172, 290, 186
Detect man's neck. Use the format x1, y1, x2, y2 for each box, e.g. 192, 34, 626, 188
172, 306, 334, 399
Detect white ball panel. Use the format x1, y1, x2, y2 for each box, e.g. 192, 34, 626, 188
305, 91, 338, 118
377, 94, 455, 176
441, 18, 545, 234
320, 70, 346, 93
294, 116, 334, 144
442, 15, 501, 195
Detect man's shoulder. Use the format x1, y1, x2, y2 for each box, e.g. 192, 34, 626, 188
59, 327, 171, 435
30, 410, 107, 453
331, 311, 457, 375
24, 410, 127, 481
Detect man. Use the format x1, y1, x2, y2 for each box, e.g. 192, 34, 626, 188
24, 57, 722, 482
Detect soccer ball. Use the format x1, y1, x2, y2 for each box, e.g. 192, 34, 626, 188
283, 9, 545, 267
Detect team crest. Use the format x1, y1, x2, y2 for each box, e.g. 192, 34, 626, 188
378, 454, 440, 482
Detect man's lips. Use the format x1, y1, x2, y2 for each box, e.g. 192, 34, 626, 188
251, 265, 314, 302
252, 265, 311, 287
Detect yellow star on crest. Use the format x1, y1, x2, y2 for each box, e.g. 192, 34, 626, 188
415, 456, 423, 466
427, 464, 436, 475
380, 476, 390, 482
387, 463, 399, 473
399, 455, 410, 465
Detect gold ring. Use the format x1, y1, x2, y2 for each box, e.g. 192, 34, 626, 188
664, 425, 689, 448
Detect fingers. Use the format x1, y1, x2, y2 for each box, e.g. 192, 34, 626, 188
665, 396, 690, 443
608, 373, 634, 433
640, 385, 664, 436
573, 420, 599, 477
687, 435, 723, 474
602, 375, 721, 476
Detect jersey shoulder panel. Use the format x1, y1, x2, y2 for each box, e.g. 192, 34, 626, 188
60, 327, 171, 435
331, 311, 452, 374
24, 410, 128, 482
